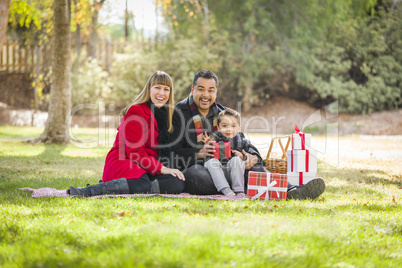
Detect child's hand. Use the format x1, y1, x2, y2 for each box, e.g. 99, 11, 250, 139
232, 149, 244, 160
202, 131, 212, 144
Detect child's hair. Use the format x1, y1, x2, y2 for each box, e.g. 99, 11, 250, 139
120, 71, 174, 133
218, 108, 241, 125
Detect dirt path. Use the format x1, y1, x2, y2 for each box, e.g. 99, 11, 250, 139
247, 134, 402, 177
241, 96, 402, 135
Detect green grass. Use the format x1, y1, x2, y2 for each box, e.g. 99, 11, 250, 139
0, 126, 401, 267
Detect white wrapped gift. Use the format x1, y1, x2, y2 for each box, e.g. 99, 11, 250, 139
287, 149, 318, 173
291, 133, 312, 150
287, 171, 317, 186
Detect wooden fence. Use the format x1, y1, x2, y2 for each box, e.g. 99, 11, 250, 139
0, 38, 145, 74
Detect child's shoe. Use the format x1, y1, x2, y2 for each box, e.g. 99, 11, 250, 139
221, 187, 236, 197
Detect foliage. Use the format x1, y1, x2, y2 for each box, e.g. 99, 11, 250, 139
8, 0, 105, 46
300, 6, 402, 113
155, 0, 401, 113
8, 0, 53, 45
110, 38, 219, 107
71, 58, 113, 108
30, 68, 52, 108
6, 0, 402, 115
0, 126, 401, 267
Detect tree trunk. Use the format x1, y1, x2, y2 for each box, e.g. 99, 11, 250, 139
88, 13, 98, 59
242, 85, 252, 112
0, 0, 11, 49
88, 0, 105, 59
72, 0, 81, 73
30, 0, 71, 144
72, 23, 81, 73
124, 0, 129, 42
154, 2, 159, 44
202, 0, 210, 43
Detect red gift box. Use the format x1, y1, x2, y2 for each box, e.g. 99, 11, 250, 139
213, 141, 231, 159
247, 172, 288, 200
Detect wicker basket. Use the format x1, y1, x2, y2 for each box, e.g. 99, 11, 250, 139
264, 136, 290, 174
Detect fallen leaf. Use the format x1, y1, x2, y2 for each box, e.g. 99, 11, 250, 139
118, 211, 125, 217
392, 196, 397, 204
299, 208, 302, 212
188, 212, 193, 216
244, 206, 249, 209
274, 205, 278, 208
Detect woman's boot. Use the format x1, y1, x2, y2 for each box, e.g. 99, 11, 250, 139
69, 178, 130, 197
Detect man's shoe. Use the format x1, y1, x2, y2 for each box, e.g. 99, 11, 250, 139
287, 178, 325, 200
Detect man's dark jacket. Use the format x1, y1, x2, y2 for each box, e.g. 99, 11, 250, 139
170, 97, 263, 171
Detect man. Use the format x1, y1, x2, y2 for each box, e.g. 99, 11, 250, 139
171, 70, 325, 199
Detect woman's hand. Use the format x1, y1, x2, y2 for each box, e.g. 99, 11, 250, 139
160, 166, 185, 181
232, 149, 244, 160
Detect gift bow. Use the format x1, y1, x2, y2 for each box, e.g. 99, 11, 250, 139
294, 124, 306, 150
250, 181, 279, 200
295, 124, 304, 137
295, 124, 301, 134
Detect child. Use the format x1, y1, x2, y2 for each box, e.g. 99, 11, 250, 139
203, 108, 259, 197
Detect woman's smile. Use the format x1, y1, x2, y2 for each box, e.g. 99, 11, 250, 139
150, 84, 170, 107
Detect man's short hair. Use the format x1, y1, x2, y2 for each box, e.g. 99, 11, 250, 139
218, 108, 241, 125
192, 70, 219, 88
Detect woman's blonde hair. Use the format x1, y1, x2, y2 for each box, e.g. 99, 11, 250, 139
121, 71, 174, 133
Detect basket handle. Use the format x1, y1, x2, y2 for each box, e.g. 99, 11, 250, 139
266, 136, 291, 160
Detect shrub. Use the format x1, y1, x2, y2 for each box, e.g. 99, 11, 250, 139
299, 8, 402, 113
110, 38, 219, 108
71, 58, 113, 110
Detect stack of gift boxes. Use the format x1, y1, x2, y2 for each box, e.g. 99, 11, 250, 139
287, 127, 318, 186
245, 126, 318, 200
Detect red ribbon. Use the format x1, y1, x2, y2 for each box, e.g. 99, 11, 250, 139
306, 150, 309, 172
291, 150, 293, 172
299, 172, 303, 185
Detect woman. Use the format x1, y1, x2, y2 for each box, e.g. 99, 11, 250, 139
70, 71, 185, 196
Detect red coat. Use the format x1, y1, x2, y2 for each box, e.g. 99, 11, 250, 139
102, 103, 163, 182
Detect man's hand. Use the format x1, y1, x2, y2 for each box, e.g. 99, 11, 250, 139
197, 140, 215, 159
232, 149, 244, 160
242, 150, 258, 169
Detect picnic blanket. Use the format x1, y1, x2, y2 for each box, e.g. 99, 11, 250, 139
19, 187, 247, 200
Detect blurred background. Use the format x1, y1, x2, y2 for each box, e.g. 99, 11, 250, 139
0, 0, 401, 134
